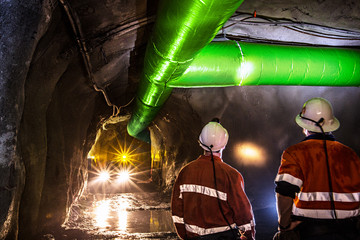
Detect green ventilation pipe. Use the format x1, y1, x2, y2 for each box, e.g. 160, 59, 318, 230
169, 41, 360, 87
127, 0, 245, 142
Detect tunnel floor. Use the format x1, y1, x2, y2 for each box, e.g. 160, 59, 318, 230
57, 183, 178, 240
41, 182, 277, 240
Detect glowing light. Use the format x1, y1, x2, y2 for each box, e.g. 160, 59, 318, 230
235, 142, 267, 166
110, 137, 142, 167
98, 171, 110, 182
116, 171, 130, 183
237, 61, 254, 85
242, 147, 258, 158
94, 200, 110, 229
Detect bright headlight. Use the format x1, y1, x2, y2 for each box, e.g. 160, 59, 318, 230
116, 171, 130, 183
98, 171, 111, 182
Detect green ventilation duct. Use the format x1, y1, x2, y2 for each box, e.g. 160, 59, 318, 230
127, 0, 360, 142
127, 0, 245, 142
169, 41, 360, 87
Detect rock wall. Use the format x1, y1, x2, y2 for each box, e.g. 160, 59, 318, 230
150, 93, 203, 193
0, 1, 55, 239
1, 0, 156, 238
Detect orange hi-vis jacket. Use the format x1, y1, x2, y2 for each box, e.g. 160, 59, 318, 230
275, 134, 360, 220
171, 155, 255, 239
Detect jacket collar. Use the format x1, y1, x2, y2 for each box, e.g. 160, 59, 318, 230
303, 133, 336, 141
201, 154, 223, 162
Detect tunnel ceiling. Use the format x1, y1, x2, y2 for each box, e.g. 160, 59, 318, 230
0, 0, 359, 239
49, 0, 360, 111
69, 0, 359, 110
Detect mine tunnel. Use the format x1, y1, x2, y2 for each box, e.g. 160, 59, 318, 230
0, 0, 359, 239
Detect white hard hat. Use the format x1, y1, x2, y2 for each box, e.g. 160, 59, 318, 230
295, 97, 340, 133
199, 120, 229, 152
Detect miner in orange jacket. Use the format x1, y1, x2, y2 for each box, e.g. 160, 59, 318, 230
274, 97, 360, 240
171, 118, 255, 240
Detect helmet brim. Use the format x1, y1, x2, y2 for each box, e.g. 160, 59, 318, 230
295, 115, 340, 133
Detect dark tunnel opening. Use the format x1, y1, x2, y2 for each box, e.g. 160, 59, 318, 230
61, 117, 180, 239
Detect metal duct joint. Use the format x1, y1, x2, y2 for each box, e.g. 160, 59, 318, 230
127, 0, 245, 142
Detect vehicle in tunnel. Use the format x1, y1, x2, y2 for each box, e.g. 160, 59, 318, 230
86, 123, 153, 193
87, 161, 148, 193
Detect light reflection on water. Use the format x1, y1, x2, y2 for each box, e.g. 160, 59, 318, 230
66, 192, 176, 239
93, 199, 130, 231
94, 200, 110, 229
117, 200, 128, 231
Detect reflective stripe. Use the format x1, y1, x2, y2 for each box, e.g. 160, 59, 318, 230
292, 206, 360, 219
172, 215, 184, 224
298, 192, 360, 202
172, 215, 253, 234
275, 173, 303, 188
179, 184, 227, 201
186, 223, 237, 236
238, 221, 253, 231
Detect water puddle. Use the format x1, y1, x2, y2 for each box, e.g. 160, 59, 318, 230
63, 190, 178, 239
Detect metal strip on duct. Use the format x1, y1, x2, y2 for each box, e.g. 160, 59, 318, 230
127, 0, 245, 142
168, 41, 360, 87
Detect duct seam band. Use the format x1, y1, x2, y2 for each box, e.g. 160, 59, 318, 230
151, 40, 195, 64
235, 40, 244, 86
235, 40, 244, 58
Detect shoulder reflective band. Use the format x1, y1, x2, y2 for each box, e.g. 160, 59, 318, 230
179, 184, 227, 201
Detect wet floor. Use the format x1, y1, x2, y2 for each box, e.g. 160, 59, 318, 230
61, 184, 178, 240
46, 181, 277, 240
